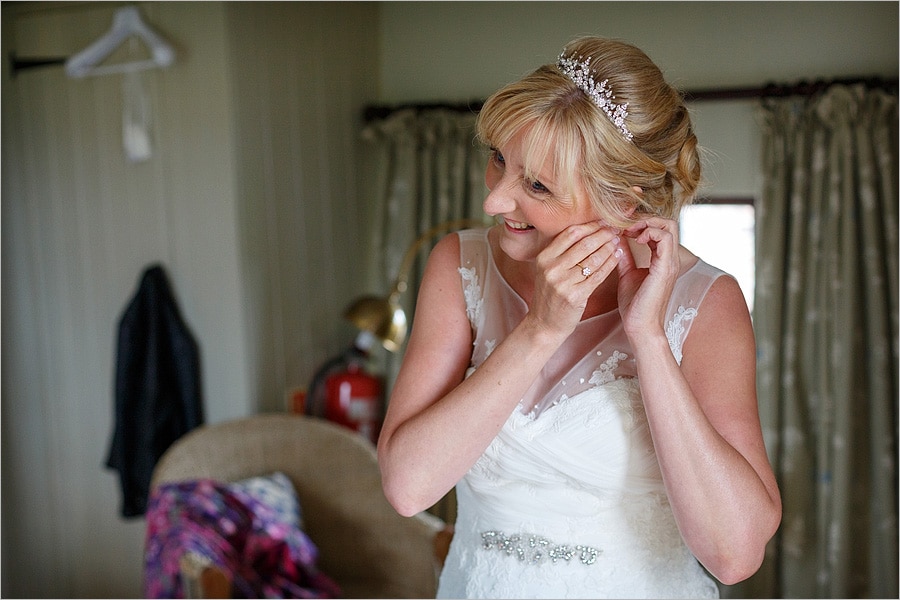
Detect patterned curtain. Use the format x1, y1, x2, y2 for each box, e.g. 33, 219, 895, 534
728, 85, 898, 598
359, 108, 490, 521
360, 108, 490, 380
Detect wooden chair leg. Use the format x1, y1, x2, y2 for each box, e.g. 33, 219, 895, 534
180, 552, 231, 599
199, 565, 231, 599
434, 524, 455, 569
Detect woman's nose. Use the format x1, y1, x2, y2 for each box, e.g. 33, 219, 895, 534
483, 177, 516, 216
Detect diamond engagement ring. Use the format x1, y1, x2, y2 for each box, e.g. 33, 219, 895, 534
581, 265, 592, 278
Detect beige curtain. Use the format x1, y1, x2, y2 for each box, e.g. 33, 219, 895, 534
360, 107, 489, 369
360, 108, 490, 521
731, 85, 898, 599
360, 109, 489, 269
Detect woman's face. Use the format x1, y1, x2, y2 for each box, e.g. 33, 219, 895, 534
483, 129, 601, 263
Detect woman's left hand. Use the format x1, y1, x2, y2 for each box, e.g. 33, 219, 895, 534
615, 216, 682, 339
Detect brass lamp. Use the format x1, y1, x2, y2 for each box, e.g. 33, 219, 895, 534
343, 218, 487, 352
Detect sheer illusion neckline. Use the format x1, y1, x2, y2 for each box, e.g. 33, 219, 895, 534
482, 227, 704, 325
483, 228, 622, 324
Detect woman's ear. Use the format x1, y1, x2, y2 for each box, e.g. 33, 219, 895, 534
622, 187, 643, 218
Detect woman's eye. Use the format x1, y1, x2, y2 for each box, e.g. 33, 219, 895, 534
491, 148, 505, 165
528, 178, 549, 194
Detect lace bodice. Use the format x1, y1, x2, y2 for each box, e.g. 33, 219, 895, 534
437, 228, 725, 599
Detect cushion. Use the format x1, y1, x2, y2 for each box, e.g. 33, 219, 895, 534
228, 471, 304, 530
143, 479, 339, 598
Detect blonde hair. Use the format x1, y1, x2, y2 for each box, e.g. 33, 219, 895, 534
476, 37, 701, 227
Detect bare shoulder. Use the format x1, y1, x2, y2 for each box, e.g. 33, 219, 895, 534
697, 271, 752, 336
384, 232, 472, 421
416, 232, 467, 309
680, 269, 758, 432
405, 230, 470, 352
426, 230, 463, 273
683, 270, 754, 365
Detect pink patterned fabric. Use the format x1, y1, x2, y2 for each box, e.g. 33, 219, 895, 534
143, 479, 340, 598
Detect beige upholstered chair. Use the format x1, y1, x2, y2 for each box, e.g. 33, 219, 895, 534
149, 413, 446, 598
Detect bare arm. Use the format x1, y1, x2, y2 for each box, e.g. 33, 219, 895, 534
378, 225, 620, 516
377, 233, 564, 515
617, 219, 781, 584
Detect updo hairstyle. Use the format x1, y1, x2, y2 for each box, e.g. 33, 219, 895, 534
476, 36, 701, 227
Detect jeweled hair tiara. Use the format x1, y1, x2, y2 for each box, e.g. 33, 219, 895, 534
557, 53, 634, 142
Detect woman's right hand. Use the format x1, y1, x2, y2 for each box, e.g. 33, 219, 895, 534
525, 222, 622, 335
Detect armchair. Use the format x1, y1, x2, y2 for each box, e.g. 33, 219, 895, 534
146, 413, 445, 598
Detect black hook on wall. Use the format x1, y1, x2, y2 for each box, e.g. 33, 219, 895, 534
8, 51, 68, 78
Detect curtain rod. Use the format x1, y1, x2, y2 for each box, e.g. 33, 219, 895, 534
683, 76, 898, 102
363, 76, 898, 122
363, 101, 484, 123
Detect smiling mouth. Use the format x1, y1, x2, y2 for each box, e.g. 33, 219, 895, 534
503, 218, 535, 231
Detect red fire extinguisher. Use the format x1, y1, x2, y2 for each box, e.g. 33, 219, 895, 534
323, 361, 382, 444
307, 332, 384, 444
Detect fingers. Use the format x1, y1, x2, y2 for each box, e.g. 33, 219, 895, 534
554, 216, 678, 280
532, 224, 621, 326
545, 221, 606, 257
622, 216, 681, 280
572, 233, 622, 286
542, 216, 680, 294
615, 234, 637, 278
623, 216, 679, 248
538, 223, 615, 280
559, 223, 620, 262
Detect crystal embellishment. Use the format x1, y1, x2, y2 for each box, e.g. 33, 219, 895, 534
481, 530, 601, 566
557, 53, 633, 141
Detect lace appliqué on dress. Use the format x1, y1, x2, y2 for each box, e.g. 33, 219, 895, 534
588, 350, 628, 386
665, 306, 697, 364
459, 266, 484, 329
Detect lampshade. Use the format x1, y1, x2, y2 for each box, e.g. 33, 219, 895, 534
343, 294, 407, 353
343, 218, 487, 352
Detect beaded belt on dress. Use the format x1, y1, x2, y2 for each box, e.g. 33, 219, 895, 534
480, 530, 601, 566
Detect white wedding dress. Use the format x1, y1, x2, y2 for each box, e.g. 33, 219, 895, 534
436, 228, 723, 599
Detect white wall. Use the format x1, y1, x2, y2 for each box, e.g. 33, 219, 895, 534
225, 1, 379, 414
2, 4, 250, 596
1, 2, 377, 597
376, 1, 898, 198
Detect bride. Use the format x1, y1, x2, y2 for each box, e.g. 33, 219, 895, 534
376, 36, 781, 599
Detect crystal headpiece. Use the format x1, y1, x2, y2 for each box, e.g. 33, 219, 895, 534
557, 53, 633, 141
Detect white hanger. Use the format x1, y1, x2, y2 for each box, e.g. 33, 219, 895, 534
65, 6, 175, 78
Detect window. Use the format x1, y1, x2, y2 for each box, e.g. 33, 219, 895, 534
679, 200, 756, 312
